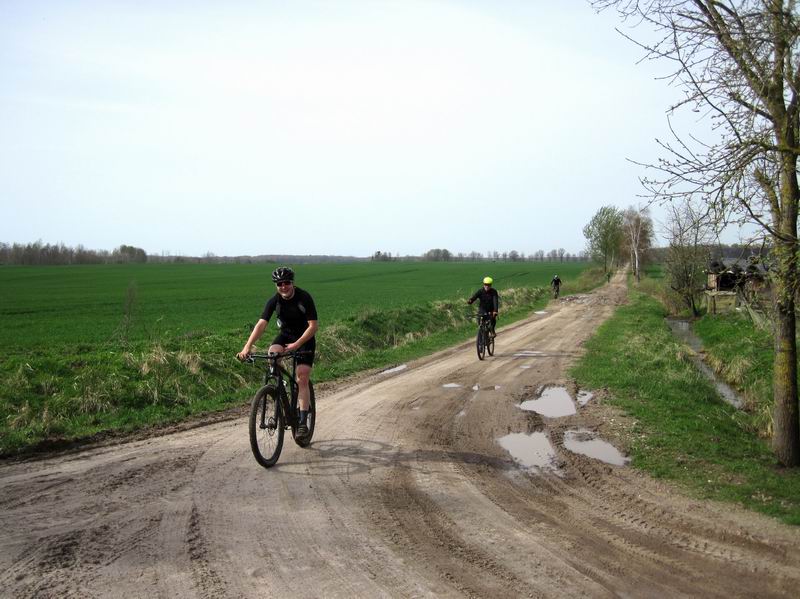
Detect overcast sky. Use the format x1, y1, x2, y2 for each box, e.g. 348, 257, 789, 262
0, 0, 744, 258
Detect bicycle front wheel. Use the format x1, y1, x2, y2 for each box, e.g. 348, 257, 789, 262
294, 381, 316, 448
476, 327, 486, 360
249, 384, 284, 468
487, 328, 495, 356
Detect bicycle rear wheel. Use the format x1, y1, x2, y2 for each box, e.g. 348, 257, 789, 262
476, 327, 486, 360
293, 381, 316, 447
249, 384, 284, 468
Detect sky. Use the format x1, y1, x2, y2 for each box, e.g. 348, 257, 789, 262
0, 0, 745, 258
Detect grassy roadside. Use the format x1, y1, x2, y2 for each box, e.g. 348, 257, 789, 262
570, 288, 800, 525
1, 267, 605, 455
692, 312, 774, 437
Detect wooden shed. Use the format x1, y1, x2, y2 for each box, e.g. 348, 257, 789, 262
704, 257, 769, 314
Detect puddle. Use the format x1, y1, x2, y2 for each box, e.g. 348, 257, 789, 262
535, 311, 547, 315
665, 318, 743, 409
497, 432, 558, 471
576, 390, 594, 405
442, 383, 462, 389
472, 384, 479, 391
563, 429, 629, 466
514, 350, 544, 357
381, 364, 408, 375
494, 385, 502, 390
519, 386, 576, 417
520, 365, 532, 369
457, 410, 466, 418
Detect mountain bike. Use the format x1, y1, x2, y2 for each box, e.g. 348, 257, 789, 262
242, 350, 316, 468
552, 285, 560, 299
474, 313, 495, 360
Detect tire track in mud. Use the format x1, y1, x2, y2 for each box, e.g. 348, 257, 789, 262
186, 503, 228, 598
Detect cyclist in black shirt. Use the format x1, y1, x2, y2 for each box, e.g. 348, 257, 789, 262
551, 274, 562, 295
467, 276, 499, 338
238, 266, 318, 439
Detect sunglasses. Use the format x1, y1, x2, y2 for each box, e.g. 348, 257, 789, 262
276, 281, 293, 287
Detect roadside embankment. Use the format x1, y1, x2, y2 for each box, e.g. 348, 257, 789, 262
570, 288, 800, 525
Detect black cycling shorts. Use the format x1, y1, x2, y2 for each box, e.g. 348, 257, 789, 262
271, 333, 316, 366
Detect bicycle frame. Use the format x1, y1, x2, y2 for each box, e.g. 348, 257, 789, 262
253, 352, 301, 429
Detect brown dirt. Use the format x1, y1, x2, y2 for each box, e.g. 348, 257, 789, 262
2, 274, 799, 598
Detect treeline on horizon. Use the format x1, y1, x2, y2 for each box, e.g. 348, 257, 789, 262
2, 240, 590, 266
1, 240, 763, 267
0, 241, 366, 266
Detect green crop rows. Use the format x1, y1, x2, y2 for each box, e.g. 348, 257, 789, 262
0, 261, 584, 349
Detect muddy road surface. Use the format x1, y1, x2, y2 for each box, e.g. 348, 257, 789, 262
2, 276, 800, 598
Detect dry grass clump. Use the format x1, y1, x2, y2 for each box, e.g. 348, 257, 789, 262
8, 364, 33, 391
140, 345, 169, 375
176, 351, 202, 375
7, 400, 32, 431
318, 322, 363, 357
723, 355, 752, 386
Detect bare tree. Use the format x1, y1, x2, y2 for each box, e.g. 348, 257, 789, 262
664, 201, 713, 316
593, 0, 800, 465
623, 205, 654, 282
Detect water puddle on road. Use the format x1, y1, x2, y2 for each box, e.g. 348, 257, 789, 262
514, 350, 544, 358
564, 429, 629, 466
577, 390, 594, 405
519, 386, 576, 417
380, 364, 408, 375
497, 432, 558, 472
442, 383, 462, 389
534, 311, 547, 315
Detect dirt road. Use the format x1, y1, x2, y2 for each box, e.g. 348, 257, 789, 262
2, 277, 799, 598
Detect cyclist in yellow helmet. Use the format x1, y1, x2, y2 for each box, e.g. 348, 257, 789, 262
467, 276, 499, 338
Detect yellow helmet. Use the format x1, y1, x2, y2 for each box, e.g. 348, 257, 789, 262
483, 277, 493, 285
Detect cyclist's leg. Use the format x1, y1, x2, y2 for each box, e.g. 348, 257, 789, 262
491, 314, 497, 336
296, 364, 312, 411
294, 339, 315, 413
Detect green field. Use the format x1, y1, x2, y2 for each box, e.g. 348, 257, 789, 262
0, 260, 593, 453
0, 261, 584, 349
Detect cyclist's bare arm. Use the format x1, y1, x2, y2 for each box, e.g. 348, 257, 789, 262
238, 318, 268, 360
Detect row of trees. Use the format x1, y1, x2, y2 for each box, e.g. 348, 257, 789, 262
370, 249, 590, 262
0, 242, 148, 265
421, 248, 590, 262
593, 0, 799, 465
582, 205, 654, 281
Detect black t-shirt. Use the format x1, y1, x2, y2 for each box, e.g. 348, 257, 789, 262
261, 287, 318, 338
469, 287, 499, 312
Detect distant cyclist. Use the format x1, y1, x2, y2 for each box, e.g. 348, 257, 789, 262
238, 266, 318, 440
551, 274, 562, 297
467, 276, 499, 338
